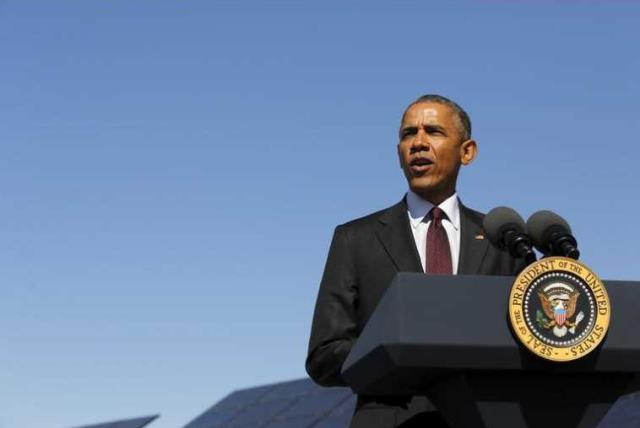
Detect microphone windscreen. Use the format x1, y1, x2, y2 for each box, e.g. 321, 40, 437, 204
526, 210, 572, 250
483, 206, 526, 247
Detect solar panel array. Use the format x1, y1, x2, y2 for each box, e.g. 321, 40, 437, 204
71, 414, 159, 428
598, 391, 640, 427
64, 377, 640, 427
181, 378, 355, 428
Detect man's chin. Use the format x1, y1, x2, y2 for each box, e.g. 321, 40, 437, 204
408, 179, 454, 204
408, 179, 436, 196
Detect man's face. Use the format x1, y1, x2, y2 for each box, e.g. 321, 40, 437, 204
397, 102, 477, 204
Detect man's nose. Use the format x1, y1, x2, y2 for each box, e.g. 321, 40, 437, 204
410, 130, 430, 152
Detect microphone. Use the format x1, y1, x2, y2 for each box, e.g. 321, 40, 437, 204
526, 210, 580, 260
483, 207, 537, 264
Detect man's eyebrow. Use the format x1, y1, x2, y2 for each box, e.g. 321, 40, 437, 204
424, 124, 446, 132
399, 126, 418, 135
399, 124, 446, 135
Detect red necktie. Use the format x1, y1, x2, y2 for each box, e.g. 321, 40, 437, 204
426, 207, 453, 274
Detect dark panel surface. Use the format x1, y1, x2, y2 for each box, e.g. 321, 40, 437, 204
312, 394, 357, 428
181, 378, 355, 428
183, 384, 275, 428
598, 392, 640, 427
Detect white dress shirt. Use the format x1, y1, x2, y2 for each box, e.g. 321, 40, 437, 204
406, 190, 461, 274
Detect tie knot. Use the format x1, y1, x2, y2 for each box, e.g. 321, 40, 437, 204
429, 207, 447, 222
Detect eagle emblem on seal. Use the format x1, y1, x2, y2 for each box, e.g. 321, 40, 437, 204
536, 283, 585, 338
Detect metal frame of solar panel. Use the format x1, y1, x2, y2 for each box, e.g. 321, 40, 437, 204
70, 414, 159, 428
181, 378, 355, 428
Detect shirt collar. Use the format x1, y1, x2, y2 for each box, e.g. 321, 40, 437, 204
406, 190, 460, 231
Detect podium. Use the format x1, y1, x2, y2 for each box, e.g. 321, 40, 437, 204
341, 273, 640, 428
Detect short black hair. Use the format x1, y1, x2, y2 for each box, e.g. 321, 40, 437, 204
401, 94, 472, 141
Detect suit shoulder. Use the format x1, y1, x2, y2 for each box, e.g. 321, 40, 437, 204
461, 205, 486, 224
335, 202, 401, 232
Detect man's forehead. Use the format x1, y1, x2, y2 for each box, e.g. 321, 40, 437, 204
401, 102, 454, 126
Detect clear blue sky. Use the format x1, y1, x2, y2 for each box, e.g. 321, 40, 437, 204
1, 1, 639, 427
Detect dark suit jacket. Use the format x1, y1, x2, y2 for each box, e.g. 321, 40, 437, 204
306, 197, 525, 428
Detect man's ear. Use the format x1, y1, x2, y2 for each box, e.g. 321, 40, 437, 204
460, 139, 477, 166
397, 143, 403, 168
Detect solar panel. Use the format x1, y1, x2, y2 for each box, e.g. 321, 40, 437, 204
312, 415, 353, 428
179, 378, 356, 428
327, 393, 357, 416
598, 392, 640, 427
263, 387, 355, 428
182, 384, 275, 428
305, 392, 356, 428
70, 414, 159, 428
223, 397, 295, 427
181, 409, 235, 428
261, 414, 318, 428
263, 378, 317, 399
275, 387, 351, 419
213, 384, 276, 409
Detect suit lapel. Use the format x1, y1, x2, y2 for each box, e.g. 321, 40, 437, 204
457, 203, 489, 275
375, 199, 424, 273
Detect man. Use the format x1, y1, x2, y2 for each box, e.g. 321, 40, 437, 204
306, 94, 525, 427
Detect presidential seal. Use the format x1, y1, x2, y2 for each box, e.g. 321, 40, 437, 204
508, 257, 610, 362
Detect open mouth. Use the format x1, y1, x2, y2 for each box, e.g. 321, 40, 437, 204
409, 157, 434, 173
